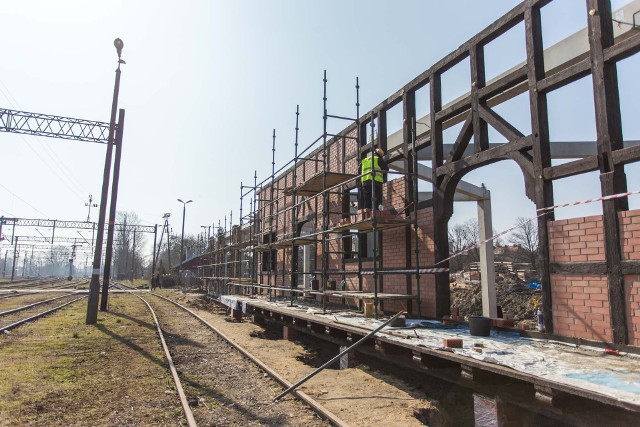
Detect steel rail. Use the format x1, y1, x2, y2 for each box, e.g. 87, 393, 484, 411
0, 293, 78, 316
116, 286, 197, 427
150, 293, 349, 427
0, 296, 86, 333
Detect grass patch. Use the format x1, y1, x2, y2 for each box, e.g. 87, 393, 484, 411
0, 295, 183, 426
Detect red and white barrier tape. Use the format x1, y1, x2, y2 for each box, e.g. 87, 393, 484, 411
434, 189, 639, 267
536, 189, 640, 213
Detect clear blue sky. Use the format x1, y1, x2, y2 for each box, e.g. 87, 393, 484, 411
1, 0, 638, 259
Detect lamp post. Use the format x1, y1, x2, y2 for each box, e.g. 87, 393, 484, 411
177, 199, 192, 282
86, 38, 125, 324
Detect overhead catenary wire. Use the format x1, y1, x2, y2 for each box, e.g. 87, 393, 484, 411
0, 80, 92, 201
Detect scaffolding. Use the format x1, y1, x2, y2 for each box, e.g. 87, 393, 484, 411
196, 71, 440, 319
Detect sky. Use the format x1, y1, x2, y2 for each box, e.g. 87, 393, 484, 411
1, 0, 639, 263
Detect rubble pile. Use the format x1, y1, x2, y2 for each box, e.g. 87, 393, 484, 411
451, 274, 542, 322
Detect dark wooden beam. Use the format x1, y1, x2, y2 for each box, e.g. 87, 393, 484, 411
478, 104, 524, 141
435, 96, 471, 123
507, 149, 536, 202
471, 44, 489, 153
478, 65, 528, 101
430, 71, 450, 319
603, 31, 640, 63
537, 57, 591, 93
436, 135, 533, 177
526, 4, 554, 334
543, 156, 599, 180
550, 260, 640, 275
587, 0, 628, 345
613, 144, 640, 166
403, 90, 416, 315
379, 108, 388, 153
446, 112, 473, 163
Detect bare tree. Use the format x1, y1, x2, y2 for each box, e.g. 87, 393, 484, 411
508, 217, 538, 268
113, 211, 147, 280
448, 219, 480, 272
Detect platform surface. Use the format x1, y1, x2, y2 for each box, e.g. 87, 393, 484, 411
217, 294, 640, 411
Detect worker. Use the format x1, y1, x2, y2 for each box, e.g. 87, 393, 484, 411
360, 147, 388, 210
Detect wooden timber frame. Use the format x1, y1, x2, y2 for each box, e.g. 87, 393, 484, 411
425, 0, 639, 341
197, 0, 640, 343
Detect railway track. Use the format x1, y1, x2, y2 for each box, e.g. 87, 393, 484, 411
0, 277, 88, 333
0, 294, 86, 333
116, 284, 343, 426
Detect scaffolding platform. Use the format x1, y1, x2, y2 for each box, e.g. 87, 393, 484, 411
228, 240, 255, 250
254, 235, 317, 251
331, 216, 409, 232
285, 171, 356, 196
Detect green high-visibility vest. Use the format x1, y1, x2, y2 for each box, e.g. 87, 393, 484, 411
361, 154, 383, 183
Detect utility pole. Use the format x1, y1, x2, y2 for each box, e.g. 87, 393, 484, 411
11, 237, 18, 282
3, 250, 7, 277
86, 38, 125, 324
68, 242, 77, 280
22, 249, 27, 277
131, 230, 136, 280
177, 199, 193, 282
85, 194, 98, 222
167, 226, 172, 269
29, 246, 33, 276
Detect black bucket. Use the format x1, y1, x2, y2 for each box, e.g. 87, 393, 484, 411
468, 316, 491, 337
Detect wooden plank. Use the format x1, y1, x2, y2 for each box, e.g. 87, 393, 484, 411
286, 171, 357, 196
542, 156, 599, 180
331, 217, 409, 232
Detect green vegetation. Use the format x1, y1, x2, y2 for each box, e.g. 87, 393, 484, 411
0, 295, 183, 426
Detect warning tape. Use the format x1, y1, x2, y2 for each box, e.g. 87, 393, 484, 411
536, 189, 640, 213
434, 189, 639, 267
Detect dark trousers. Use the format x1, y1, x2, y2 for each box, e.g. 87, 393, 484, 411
360, 181, 382, 210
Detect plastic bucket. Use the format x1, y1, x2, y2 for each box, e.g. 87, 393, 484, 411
468, 316, 491, 337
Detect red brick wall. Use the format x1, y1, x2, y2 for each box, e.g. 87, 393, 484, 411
548, 209, 640, 345
257, 170, 438, 317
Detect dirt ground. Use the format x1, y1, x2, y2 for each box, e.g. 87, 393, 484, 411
161, 290, 472, 426
147, 295, 327, 426
0, 287, 474, 426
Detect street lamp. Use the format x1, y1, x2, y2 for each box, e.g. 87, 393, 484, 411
177, 199, 192, 281
86, 37, 125, 324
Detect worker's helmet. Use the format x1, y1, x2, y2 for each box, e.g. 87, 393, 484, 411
375, 148, 385, 157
